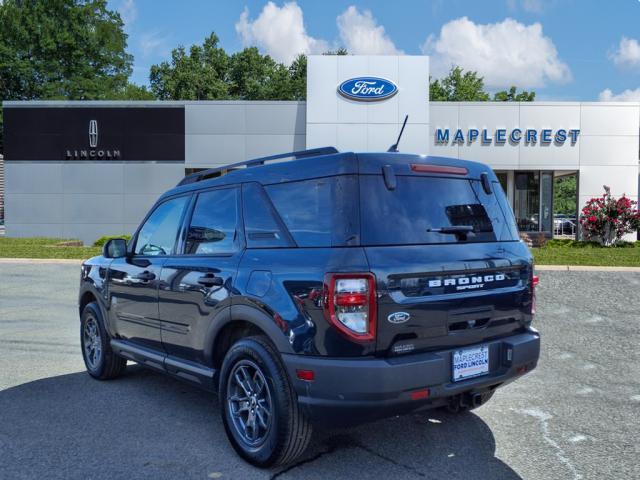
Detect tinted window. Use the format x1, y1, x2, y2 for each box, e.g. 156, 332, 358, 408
360, 175, 518, 245
265, 176, 359, 247
242, 183, 291, 248
185, 188, 239, 255
135, 196, 189, 256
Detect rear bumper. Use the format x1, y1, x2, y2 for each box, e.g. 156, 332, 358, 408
282, 329, 540, 426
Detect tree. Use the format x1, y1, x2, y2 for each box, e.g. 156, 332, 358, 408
150, 33, 312, 101
429, 67, 535, 102
323, 48, 348, 56
554, 175, 577, 215
228, 47, 292, 100
0, 0, 139, 153
288, 54, 307, 101
494, 86, 535, 102
150, 33, 230, 100
429, 67, 489, 101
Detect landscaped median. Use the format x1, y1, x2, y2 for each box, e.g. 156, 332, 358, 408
1, 237, 639, 267
532, 239, 640, 267
0, 237, 101, 260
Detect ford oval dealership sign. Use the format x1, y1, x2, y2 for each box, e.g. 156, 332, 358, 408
338, 77, 398, 101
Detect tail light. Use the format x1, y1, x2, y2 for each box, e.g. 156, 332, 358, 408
531, 273, 539, 315
323, 273, 376, 342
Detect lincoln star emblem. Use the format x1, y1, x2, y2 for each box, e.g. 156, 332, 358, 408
89, 120, 98, 148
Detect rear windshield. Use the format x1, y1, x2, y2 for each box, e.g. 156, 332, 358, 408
360, 175, 519, 245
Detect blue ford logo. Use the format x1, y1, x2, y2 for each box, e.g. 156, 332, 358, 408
387, 312, 410, 324
338, 77, 398, 102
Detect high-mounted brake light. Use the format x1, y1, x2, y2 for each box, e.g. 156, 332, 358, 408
323, 273, 377, 342
410, 164, 468, 175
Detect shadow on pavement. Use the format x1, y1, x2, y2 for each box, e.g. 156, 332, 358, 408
0, 366, 522, 480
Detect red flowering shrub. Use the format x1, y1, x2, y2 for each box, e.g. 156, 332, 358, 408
580, 186, 640, 246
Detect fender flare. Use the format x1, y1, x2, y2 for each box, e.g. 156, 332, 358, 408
203, 303, 294, 365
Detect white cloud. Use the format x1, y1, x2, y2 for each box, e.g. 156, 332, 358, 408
422, 17, 571, 88
336, 6, 402, 55
139, 32, 166, 58
506, 0, 545, 13
118, 0, 137, 27
522, 0, 544, 13
609, 37, 640, 69
235, 1, 328, 64
599, 87, 640, 102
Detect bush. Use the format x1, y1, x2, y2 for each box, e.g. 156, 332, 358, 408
93, 234, 132, 247
579, 186, 640, 247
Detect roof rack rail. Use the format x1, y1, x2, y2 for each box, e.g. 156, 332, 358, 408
177, 146, 339, 186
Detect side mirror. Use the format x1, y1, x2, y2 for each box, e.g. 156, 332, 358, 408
103, 238, 128, 259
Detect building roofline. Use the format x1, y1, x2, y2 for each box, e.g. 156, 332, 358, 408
2, 100, 306, 108
429, 101, 640, 107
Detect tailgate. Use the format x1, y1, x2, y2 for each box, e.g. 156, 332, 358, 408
366, 243, 533, 355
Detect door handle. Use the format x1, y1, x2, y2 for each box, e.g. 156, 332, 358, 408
134, 271, 156, 281
197, 273, 224, 287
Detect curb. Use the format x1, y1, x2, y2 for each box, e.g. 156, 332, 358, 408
0, 258, 84, 264
535, 265, 640, 272
1, 258, 639, 272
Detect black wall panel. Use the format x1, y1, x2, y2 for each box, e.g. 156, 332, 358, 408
4, 107, 185, 161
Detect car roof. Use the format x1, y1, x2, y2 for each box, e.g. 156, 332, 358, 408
160, 151, 495, 201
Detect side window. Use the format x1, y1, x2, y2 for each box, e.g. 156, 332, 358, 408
185, 188, 239, 255
135, 196, 190, 256
264, 176, 359, 247
242, 182, 292, 248
265, 178, 332, 247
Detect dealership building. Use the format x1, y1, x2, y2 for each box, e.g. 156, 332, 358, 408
2, 55, 639, 244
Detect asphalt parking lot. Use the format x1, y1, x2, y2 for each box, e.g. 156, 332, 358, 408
0, 262, 639, 480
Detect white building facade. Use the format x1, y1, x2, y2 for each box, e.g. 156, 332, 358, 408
2, 55, 638, 244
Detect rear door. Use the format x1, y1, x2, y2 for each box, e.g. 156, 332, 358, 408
358, 170, 533, 356
158, 186, 242, 365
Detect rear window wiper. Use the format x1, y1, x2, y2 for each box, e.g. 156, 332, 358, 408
427, 226, 475, 240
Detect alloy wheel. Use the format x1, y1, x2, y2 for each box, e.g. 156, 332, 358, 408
83, 315, 102, 369
227, 359, 273, 447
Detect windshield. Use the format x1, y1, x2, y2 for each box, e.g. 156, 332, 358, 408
360, 175, 519, 245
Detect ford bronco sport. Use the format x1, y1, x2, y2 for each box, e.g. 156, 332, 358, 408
78, 147, 540, 467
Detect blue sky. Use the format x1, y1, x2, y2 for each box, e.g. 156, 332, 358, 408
111, 0, 640, 101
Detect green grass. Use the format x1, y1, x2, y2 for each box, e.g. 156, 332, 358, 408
0, 237, 101, 260
532, 239, 640, 267
1, 236, 639, 266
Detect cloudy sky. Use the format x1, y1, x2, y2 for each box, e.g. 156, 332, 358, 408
111, 0, 640, 101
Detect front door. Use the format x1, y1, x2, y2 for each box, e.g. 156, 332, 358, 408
159, 186, 242, 365
107, 194, 191, 351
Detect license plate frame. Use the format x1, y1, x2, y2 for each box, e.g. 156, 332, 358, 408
452, 345, 489, 382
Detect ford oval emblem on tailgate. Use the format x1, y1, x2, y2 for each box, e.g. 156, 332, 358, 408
388, 312, 410, 324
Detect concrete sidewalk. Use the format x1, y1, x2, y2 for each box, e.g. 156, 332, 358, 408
0, 257, 84, 264
534, 264, 640, 272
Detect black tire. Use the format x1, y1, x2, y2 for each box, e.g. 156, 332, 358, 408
445, 390, 495, 414
219, 336, 312, 468
80, 302, 126, 380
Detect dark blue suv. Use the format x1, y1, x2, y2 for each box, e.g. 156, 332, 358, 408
78, 147, 540, 467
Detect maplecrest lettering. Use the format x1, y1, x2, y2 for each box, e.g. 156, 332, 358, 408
435, 128, 580, 146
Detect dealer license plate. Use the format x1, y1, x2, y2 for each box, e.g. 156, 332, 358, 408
452, 345, 489, 382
